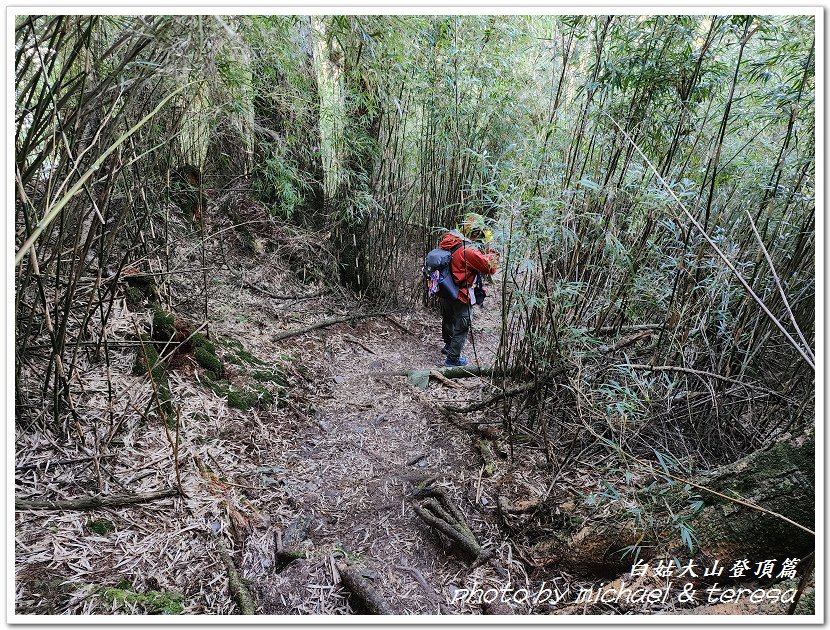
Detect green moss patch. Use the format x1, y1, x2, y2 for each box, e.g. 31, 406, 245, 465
133, 335, 159, 377
192, 338, 289, 411
191, 333, 215, 355
151, 307, 176, 343
87, 519, 115, 535
101, 583, 184, 614
220, 337, 269, 367
203, 376, 274, 411
125, 285, 146, 308
195, 346, 223, 376
124, 274, 158, 306
252, 368, 287, 387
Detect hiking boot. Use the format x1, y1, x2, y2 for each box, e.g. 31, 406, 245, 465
441, 344, 450, 355
444, 356, 469, 367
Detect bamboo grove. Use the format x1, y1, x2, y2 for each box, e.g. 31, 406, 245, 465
15, 15, 814, 490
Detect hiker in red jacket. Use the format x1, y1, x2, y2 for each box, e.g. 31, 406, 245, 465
438, 222, 497, 367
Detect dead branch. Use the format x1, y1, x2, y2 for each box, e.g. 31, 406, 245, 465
477, 439, 496, 477
598, 329, 655, 354
440, 380, 538, 413
15, 488, 179, 511
382, 315, 421, 337
343, 333, 376, 355
272, 312, 390, 342
429, 369, 465, 389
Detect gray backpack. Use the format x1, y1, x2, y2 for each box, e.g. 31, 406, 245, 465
423, 243, 462, 300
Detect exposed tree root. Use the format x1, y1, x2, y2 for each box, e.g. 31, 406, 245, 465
411, 485, 495, 567
394, 562, 448, 613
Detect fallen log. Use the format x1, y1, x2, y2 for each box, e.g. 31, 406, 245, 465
374, 364, 501, 380
337, 563, 393, 615
370, 364, 514, 390
15, 488, 178, 511
217, 539, 257, 614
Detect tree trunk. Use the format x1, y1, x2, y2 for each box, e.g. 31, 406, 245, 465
534, 429, 814, 576
691, 428, 814, 560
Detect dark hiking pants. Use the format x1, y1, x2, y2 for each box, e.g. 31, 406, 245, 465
440, 297, 472, 360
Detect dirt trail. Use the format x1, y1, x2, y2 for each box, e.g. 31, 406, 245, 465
224, 280, 515, 614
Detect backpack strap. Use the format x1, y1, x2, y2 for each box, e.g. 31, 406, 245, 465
448, 242, 464, 265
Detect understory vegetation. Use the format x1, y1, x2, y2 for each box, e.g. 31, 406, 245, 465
15, 14, 815, 615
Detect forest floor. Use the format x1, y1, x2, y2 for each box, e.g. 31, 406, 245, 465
14, 219, 807, 616
15, 226, 546, 615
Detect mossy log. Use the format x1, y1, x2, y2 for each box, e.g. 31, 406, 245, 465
535, 429, 814, 575
690, 429, 814, 559
337, 563, 393, 615
16, 488, 179, 511
375, 365, 509, 389
217, 539, 257, 615
393, 365, 500, 379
